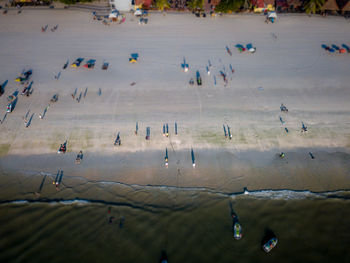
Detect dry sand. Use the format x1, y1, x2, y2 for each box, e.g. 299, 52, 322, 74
0, 9, 350, 193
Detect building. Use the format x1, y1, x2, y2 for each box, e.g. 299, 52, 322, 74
134, 0, 152, 9
109, 0, 134, 11
337, 0, 350, 14
251, 0, 275, 12
321, 0, 340, 13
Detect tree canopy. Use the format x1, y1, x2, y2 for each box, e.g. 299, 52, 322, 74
155, 0, 170, 11
187, 0, 204, 11
215, 0, 245, 13
304, 0, 325, 14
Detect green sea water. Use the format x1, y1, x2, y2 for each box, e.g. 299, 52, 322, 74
1, 193, 350, 263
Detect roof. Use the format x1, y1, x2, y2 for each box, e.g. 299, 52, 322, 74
337, 0, 350, 10
287, 0, 303, 7
276, 0, 289, 8
251, 0, 275, 7
135, 0, 152, 8
321, 0, 340, 10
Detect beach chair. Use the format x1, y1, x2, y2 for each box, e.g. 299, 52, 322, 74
321, 44, 330, 51
15, 69, 32, 84
331, 44, 340, 51
71, 58, 84, 68
83, 59, 96, 69
235, 44, 245, 52
102, 62, 109, 70
342, 44, 350, 53
246, 43, 256, 53
129, 53, 139, 63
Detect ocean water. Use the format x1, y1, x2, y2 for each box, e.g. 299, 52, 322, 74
1, 189, 350, 263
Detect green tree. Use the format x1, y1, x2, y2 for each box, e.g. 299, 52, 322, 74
155, 0, 170, 11
215, 0, 244, 13
188, 0, 204, 11
304, 0, 325, 14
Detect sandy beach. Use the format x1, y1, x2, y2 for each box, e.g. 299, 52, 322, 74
0, 9, 350, 192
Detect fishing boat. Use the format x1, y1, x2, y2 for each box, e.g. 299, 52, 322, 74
262, 237, 278, 253
233, 222, 242, 240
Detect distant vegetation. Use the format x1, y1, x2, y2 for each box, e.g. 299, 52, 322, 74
215, 0, 245, 13
304, 0, 325, 14
155, 0, 170, 11
54, 0, 92, 5
187, 0, 204, 11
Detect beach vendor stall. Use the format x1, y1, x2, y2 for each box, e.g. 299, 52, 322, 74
266, 11, 277, 23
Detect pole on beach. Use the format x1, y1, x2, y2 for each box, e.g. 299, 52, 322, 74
175, 122, 178, 135
191, 148, 195, 167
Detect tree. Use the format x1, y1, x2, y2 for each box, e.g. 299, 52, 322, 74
155, 0, 170, 11
215, 0, 244, 13
304, 0, 325, 14
187, 0, 204, 11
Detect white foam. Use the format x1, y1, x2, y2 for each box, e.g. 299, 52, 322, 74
231, 189, 331, 200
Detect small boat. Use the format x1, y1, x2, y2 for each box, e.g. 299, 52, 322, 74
233, 222, 242, 240
262, 237, 278, 253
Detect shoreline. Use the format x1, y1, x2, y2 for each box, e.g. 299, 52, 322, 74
1, 147, 349, 197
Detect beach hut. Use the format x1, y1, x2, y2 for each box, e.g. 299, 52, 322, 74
337, 0, 350, 14
321, 0, 340, 14
287, 0, 303, 12
134, 0, 152, 9
276, 0, 289, 12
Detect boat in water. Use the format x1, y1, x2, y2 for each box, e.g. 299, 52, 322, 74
233, 222, 242, 240
262, 237, 278, 253
232, 214, 242, 240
